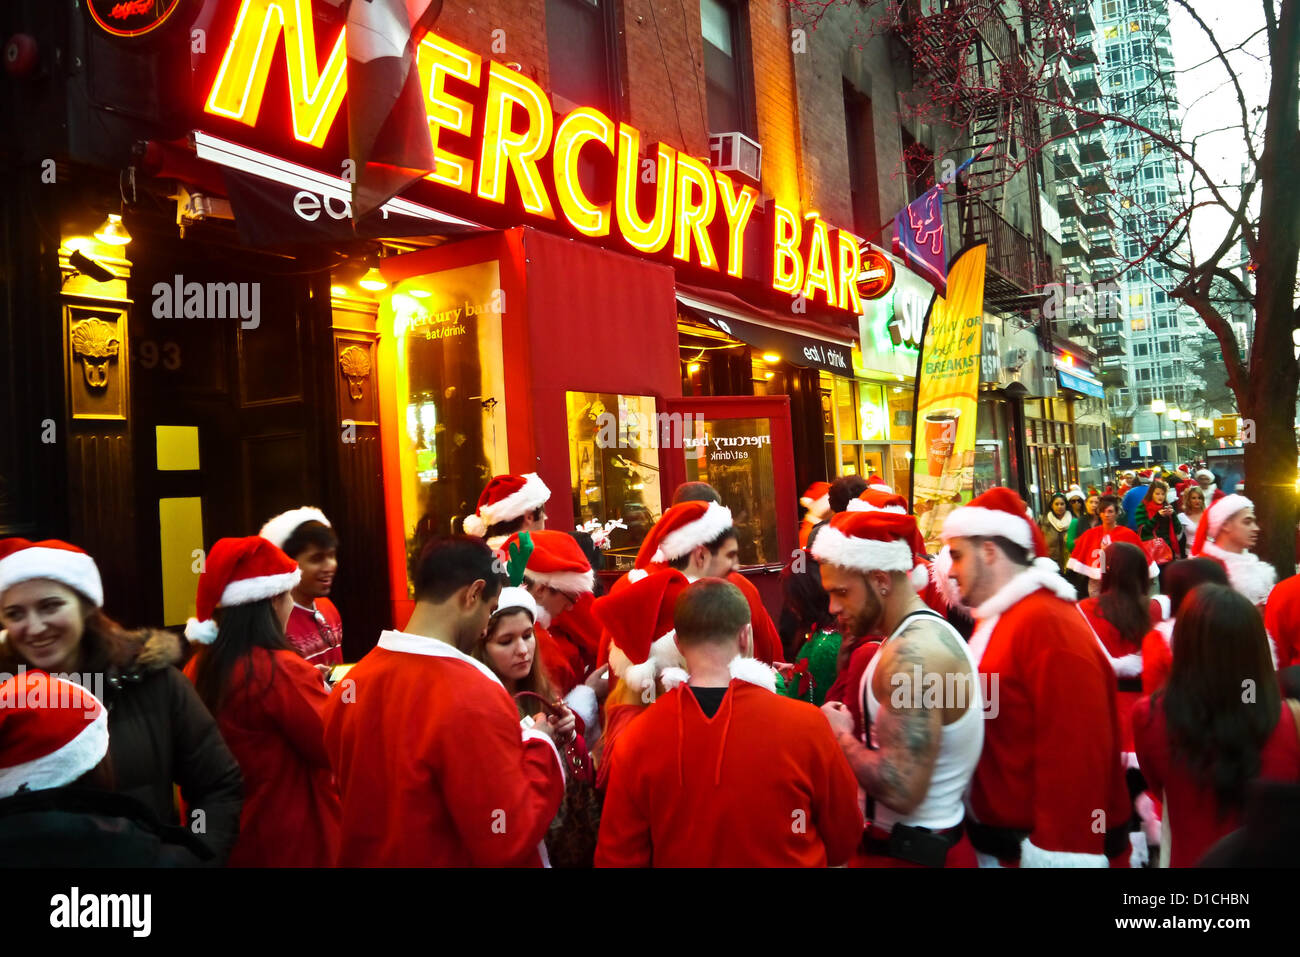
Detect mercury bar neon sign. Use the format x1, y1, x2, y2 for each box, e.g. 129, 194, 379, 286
204, 0, 864, 315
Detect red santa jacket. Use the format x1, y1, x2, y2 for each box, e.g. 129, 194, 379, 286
1067, 524, 1156, 581
322, 631, 565, 866
1266, 574, 1300, 669
595, 671, 863, 866
596, 570, 782, 666
184, 646, 341, 868
549, 592, 603, 676
1078, 598, 1145, 754
968, 581, 1132, 865
534, 624, 581, 697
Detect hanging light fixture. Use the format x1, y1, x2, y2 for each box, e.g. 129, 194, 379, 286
94, 213, 131, 246
359, 266, 388, 291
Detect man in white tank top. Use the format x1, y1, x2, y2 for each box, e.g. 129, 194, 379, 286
812, 510, 983, 867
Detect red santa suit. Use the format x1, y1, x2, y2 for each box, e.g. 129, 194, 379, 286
322, 631, 564, 866
596, 500, 782, 666
595, 659, 863, 866
183, 647, 341, 867
1190, 495, 1276, 612
1067, 523, 1158, 582
1078, 598, 1144, 757
1266, 573, 1300, 669
939, 488, 1133, 866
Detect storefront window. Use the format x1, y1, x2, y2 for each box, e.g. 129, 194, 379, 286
887, 384, 914, 442
975, 397, 1011, 496
387, 262, 509, 596
684, 416, 779, 565
858, 382, 888, 441
566, 391, 663, 568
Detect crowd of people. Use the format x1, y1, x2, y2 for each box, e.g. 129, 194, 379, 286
1, 461, 1299, 868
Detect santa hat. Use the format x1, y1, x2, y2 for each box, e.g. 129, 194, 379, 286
846, 488, 908, 513
1195, 468, 1215, 481
633, 501, 733, 569
1065, 488, 1085, 501
800, 481, 831, 521
463, 473, 551, 538
866, 473, 893, 493
186, 536, 302, 644
1191, 494, 1253, 557
259, 507, 331, 551
0, 539, 103, 608
811, 510, 930, 591
592, 569, 690, 695
492, 586, 539, 623
0, 671, 108, 799
939, 487, 1058, 571
503, 530, 594, 595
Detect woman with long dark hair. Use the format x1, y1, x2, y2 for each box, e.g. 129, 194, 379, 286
1079, 542, 1151, 760
0, 538, 242, 864
184, 536, 341, 867
1141, 558, 1228, 695
1039, 493, 1072, 574
1133, 585, 1300, 866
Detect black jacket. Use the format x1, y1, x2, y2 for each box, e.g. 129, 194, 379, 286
0, 628, 242, 864
0, 787, 213, 867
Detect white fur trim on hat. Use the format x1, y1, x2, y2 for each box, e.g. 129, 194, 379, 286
939, 506, 1035, 551
931, 547, 964, 611
627, 568, 650, 584
846, 499, 906, 514
525, 567, 595, 595
220, 568, 301, 607
867, 482, 893, 493
185, 618, 220, 644
1065, 489, 1084, 501
1019, 837, 1109, 868
1205, 494, 1252, 539
482, 474, 551, 526
0, 547, 103, 608
1195, 469, 1214, 480
810, 524, 914, 574
259, 507, 331, 550
655, 502, 733, 562
0, 693, 108, 799
493, 585, 539, 622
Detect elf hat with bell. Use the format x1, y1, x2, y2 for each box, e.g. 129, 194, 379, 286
463, 473, 551, 538
811, 510, 931, 591
0, 671, 108, 799
592, 568, 690, 695
186, 536, 302, 644
0, 538, 103, 608
633, 500, 733, 570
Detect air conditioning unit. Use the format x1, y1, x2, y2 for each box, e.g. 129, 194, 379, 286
708, 132, 762, 184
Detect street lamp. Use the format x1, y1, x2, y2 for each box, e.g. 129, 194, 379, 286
1151, 398, 1167, 463
1167, 406, 1182, 464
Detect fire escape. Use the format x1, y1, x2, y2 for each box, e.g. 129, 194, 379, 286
899, 1, 1052, 319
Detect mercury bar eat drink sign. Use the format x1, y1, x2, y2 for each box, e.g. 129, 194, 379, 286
202, 0, 866, 317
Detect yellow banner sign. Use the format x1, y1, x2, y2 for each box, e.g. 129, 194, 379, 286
911, 244, 987, 551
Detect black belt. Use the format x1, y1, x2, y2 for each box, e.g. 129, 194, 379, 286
860, 821, 964, 866
1117, 677, 1143, 693
965, 817, 1129, 862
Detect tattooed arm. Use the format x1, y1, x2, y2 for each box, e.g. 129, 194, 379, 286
831, 624, 966, 816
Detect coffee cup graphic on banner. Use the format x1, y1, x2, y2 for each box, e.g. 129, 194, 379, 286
923, 409, 961, 477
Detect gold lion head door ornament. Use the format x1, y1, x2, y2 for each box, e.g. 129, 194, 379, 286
339, 345, 372, 401
70, 318, 120, 389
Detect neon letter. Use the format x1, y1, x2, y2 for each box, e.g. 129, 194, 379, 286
835, 229, 865, 314
204, 0, 347, 147
416, 34, 482, 193
615, 125, 676, 254
714, 171, 758, 279
672, 154, 718, 269
803, 217, 837, 308
476, 62, 555, 218
770, 203, 803, 295
553, 108, 616, 237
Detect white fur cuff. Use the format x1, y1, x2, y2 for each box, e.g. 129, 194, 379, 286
1019, 836, 1109, 868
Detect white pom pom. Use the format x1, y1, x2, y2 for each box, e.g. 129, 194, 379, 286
623, 658, 658, 697
185, 617, 219, 644
909, 563, 930, 591
462, 513, 487, 538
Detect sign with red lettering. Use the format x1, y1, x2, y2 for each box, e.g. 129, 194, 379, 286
87, 0, 185, 38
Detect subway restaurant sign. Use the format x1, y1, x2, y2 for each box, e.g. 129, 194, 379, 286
201, 0, 867, 318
